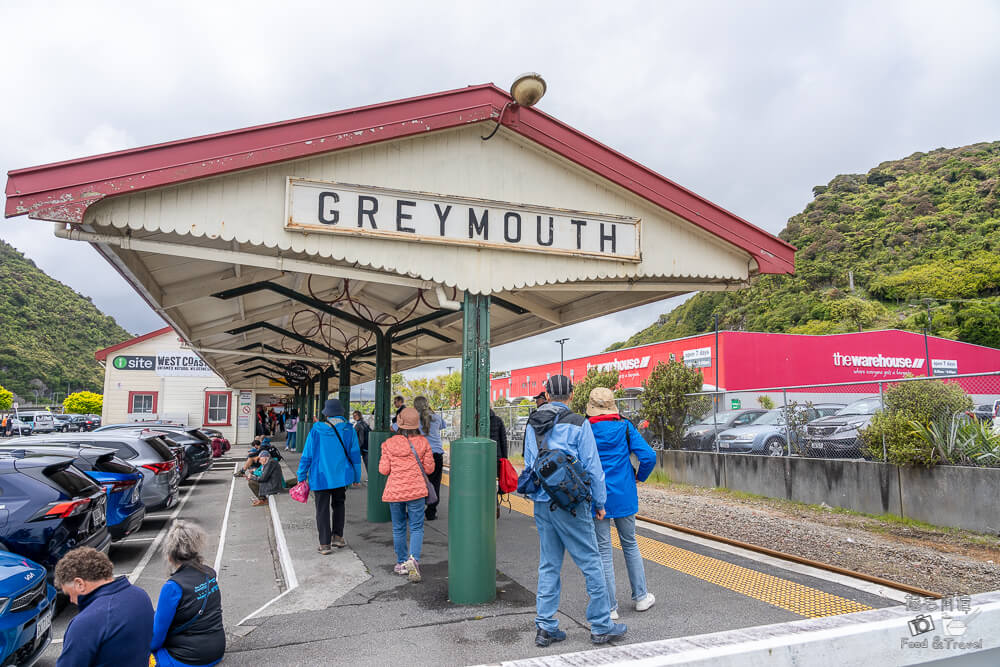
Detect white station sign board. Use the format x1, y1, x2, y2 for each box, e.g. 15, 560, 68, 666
286, 178, 641, 262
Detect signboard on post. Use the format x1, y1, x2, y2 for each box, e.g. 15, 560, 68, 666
286, 179, 641, 262
237, 391, 252, 429
283, 363, 309, 385
683, 347, 712, 368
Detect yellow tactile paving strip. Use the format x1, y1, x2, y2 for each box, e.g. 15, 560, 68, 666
443, 474, 872, 618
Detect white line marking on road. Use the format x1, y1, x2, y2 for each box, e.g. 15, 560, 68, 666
213, 463, 239, 572
238, 588, 295, 626
127, 472, 205, 584
238, 495, 299, 625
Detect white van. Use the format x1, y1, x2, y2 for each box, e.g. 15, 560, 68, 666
16, 411, 56, 434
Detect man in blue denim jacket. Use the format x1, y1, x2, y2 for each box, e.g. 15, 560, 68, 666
523, 375, 627, 647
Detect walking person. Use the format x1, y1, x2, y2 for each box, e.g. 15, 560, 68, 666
490, 408, 509, 518
149, 521, 225, 667
379, 407, 435, 582
55, 547, 154, 667
413, 396, 445, 521
586, 387, 658, 619
523, 375, 626, 647
297, 399, 363, 554
285, 408, 299, 451
353, 410, 371, 473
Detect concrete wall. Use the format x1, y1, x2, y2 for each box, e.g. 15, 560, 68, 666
657, 451, 997, 533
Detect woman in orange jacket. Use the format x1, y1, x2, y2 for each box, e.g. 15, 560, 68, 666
379, 407, 435, 582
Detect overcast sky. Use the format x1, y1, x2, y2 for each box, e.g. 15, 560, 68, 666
3, 1, 999, 383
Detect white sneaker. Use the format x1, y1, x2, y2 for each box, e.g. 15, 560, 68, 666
634, 593, 655, 612
609, 609, 619, 620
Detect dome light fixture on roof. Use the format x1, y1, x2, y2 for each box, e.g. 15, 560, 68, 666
482, 72, 547, 141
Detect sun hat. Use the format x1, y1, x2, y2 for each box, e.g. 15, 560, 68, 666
396, 407, 420, 430
544, 375, 573, 397
321, 399, 344, 418
586, 387, 619, 417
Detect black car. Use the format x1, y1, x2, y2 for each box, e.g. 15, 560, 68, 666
52, 415, 81, 433
0, 453, 111, 573
682, 409, 768, 451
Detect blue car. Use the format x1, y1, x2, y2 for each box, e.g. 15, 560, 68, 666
0, 445, 145, 541
0, 453, 111, 573
0, 550, 56, 667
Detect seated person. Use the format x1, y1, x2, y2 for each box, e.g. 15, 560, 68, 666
248, 449, 282, 506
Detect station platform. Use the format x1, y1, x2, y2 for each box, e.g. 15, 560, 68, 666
223, 447, 903, 666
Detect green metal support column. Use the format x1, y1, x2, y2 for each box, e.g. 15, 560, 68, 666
297, 385, 308, 450
366, 334, 392, 522
449, 292, 496, 604
318, 371, 329, 411
338, 358, 351, 408
303, 378, 315, 447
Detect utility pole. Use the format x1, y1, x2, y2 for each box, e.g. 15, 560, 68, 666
923, 301, 933, 377
555, 338, 569, 376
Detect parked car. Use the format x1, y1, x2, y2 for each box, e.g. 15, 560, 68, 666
9, 412, 56, 436
805, 397, 883, 458
67, 414, 101, 432
1, 444, 145, 541
0, 550, 57, 667
682, 409, 768, 451
717, 405, 839, 456
5, 416, 32, 437
0, 452, 111, 573
967, 401, 1000, 424
9, 433, 180, 511
52, 414, 82, 433
107, 427, 212, 480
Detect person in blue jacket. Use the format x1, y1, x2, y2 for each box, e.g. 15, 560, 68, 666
298, 398, 363, 554
585, 387, 658, 619
55, 547, 154, 667
523, 375, 627, 648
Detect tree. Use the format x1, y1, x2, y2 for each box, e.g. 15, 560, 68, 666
569, 368, 621, 414
63, 391, 103, 414
639, 360, 708, 449
757, 395, 775, 410
828, 296, 883, 332
0, 384, 12, 412
443, 372, 462, 407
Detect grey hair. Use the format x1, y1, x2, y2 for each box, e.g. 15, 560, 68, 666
549, 393, 570, 403
164, 520, 206, 567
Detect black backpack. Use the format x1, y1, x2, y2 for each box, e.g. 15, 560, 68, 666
523, 411, 593, 516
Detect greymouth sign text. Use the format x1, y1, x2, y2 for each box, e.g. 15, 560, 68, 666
285, 179, 641, 261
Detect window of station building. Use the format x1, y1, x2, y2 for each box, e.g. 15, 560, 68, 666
128, 392, 157, 415
204, 391, 231, 426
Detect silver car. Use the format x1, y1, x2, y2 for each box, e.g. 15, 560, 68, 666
7, 432, 181, 510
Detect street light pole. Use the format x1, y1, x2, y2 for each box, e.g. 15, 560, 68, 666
923, 301, 932, 377
555, 338, 569, 376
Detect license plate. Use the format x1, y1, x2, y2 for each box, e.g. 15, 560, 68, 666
719, 441, 730, 449
811, 442, 824, 449
36, 607, 52, 639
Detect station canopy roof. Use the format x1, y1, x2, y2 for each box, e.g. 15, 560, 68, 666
5, 84, 795, 391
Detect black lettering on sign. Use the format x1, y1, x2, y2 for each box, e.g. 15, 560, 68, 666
503, 212, 522, 243
435, 204, 452, 236
318, 191, 340, 225
600, 223, 617, 253
396, 200, 416, 233
570, 219, 587, 249
469, 208, 488, 240
536, 216, 554, 246
357, 196, 379, 229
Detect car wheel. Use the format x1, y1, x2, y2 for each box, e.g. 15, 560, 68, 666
766, 437, 786, 457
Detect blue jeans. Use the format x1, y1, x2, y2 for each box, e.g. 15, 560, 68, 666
389, 499, 426, 563
594, 515, 648, 611
533, 501, 613, 634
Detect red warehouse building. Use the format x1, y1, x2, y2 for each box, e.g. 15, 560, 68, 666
490, 330, 1000, 400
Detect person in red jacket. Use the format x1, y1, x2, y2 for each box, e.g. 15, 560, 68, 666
379, 407, 435, 582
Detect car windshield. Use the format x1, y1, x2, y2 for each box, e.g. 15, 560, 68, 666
837, 398, 881, 416
752, 410, 784, 426
697, 412, 739, 425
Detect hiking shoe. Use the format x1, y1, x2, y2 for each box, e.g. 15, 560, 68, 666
331, 535, 347, 548
610, 609, 619, 620
591, 622, 627, 644
405, 556, 421, 582
534, 628, 566, 647
394, 563, 408, 575
635, 593, 655, 612
318, 545, 332, 555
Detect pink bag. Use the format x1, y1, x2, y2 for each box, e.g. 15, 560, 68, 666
289, 481, 310, 503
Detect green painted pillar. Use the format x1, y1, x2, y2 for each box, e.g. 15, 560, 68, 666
339, 358, 352, 408
303, 378, 315, 446
295, 387, 305, 450
449, 292, 496, 604
366, 335, 392, 522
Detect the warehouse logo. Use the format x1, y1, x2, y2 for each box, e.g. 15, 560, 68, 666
832, 353, 925, 369
587, 356, 651, 372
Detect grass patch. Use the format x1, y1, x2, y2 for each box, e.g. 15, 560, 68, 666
643, 468, 673, 487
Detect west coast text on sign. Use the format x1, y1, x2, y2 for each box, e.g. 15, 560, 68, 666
285, 179, 641, 261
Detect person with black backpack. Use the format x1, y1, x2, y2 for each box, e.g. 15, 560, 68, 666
520, 375, 626, 648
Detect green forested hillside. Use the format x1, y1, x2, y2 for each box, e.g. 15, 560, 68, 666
609, 141, 1000, 350
0, 240, 131, 402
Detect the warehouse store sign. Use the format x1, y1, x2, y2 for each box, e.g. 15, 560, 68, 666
111, 352, 214, 377
286, 178, 641, 261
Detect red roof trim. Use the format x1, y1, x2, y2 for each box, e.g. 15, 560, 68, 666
6, 83, 794, 274
95, 326, 174, 361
